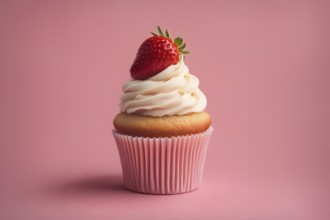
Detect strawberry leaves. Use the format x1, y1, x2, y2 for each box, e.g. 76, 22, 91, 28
152, 26, 190, 55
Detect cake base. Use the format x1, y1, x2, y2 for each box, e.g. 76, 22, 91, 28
113, 111, 211, 138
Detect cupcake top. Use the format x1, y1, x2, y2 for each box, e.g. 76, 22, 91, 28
119, 27, 207, 117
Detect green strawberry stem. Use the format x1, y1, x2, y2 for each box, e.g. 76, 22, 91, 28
151, 26, 190, 54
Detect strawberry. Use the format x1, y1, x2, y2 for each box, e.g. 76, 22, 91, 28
130, 26, 190, 80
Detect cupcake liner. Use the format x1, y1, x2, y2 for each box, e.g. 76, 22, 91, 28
112, 127, 213, 194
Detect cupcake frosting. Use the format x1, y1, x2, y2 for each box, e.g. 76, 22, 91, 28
120, 55, 207, 117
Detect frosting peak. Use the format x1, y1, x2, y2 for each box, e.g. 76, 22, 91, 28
120, 56, 207, 117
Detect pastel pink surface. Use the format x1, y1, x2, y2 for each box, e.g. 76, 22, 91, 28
0, 1, 329, 220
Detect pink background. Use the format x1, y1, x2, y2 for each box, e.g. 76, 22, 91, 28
1, 0, 329, 219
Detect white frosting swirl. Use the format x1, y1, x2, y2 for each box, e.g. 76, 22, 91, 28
120, 56, 207, 117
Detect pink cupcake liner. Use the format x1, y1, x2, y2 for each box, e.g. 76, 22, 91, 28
112, 127, 213, 194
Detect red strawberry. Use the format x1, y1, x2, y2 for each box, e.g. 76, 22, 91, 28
130, 26, 190, 80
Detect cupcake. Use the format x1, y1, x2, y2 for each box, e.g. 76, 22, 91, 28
113, 27, 213, 194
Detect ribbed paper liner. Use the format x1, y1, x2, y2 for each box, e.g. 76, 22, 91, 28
112, 127, 213, 194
